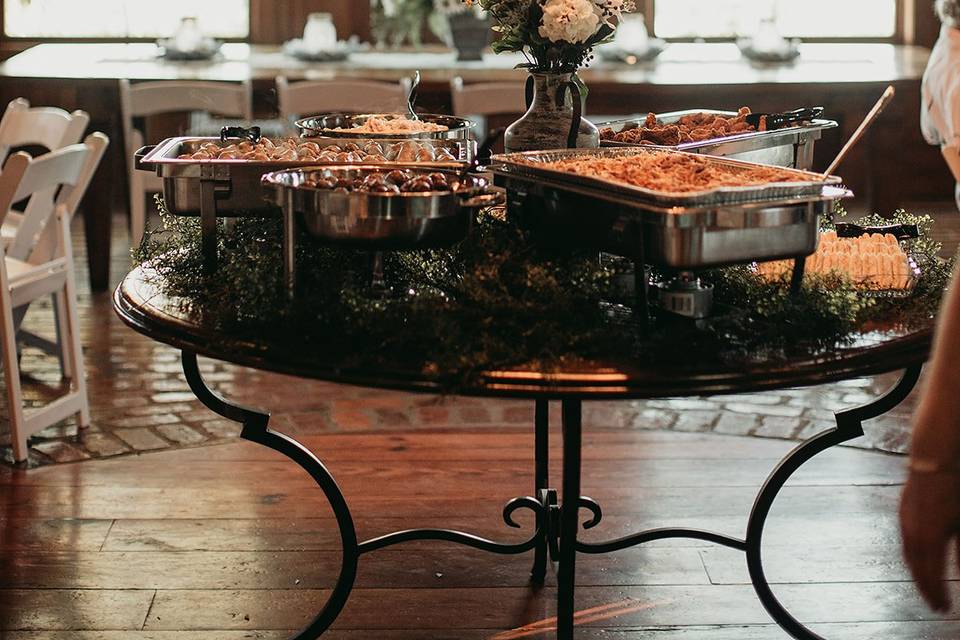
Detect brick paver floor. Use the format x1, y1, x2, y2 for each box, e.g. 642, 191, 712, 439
0, 212, 937, 466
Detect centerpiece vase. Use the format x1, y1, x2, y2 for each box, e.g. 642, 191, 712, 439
504, 72, 600, 153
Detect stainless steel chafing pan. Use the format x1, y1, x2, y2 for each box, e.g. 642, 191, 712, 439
261, 165, 503, 292
261, 165, 498, 248
296, 113, 477, 140
489, 148, 851, 269
490, 146, 842, 209
136, 135, 477, 217
598, 109, 838, 170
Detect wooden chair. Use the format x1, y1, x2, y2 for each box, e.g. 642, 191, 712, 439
120, 79, 252, 248
275, 77, 411, 122
450, 77, 526, 154
0, 133, 109, 463
0, 98, 90, 245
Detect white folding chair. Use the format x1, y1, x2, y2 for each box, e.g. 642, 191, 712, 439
275, 76, 411, 123
0, 133, 109, 463
120, 79, 252, 248
0, 98, 90, 372
0, 98, 90, 245
450, 77, 526, 153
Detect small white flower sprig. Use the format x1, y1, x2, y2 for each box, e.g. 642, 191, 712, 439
466, 0, 634, 72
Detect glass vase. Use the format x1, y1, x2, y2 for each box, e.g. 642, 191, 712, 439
504, 72, 600, 154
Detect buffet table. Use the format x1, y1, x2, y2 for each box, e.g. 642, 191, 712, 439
0, 42, 950, 292
114, 265, 932, 640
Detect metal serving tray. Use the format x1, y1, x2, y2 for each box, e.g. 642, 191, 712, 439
493, 162, 851, 269
137, 136, 477, 217
598, 109, 838, 170
297, 113, 476, 140
261, 165, 503, 292
490, 147, 842, 210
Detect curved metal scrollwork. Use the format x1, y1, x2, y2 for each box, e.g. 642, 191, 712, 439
182, 351, 360, 640
359, 496, 548, 555
744, 365, 922, 640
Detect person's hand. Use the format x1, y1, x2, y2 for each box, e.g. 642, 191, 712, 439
900, 470, 960, 611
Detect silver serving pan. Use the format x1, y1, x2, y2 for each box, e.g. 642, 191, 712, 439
490, 147, 842, 210
296, 113, 476, 140
493, 160, 852, 269
598, 109, 838, 170
136, 136, 477, 217
261, 165, 500, 249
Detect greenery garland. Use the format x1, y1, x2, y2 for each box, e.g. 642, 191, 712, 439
135, 200, 953, 387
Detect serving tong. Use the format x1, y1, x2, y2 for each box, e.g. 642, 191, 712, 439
744, 107, 823, 130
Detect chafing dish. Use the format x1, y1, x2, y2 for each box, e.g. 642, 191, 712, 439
489, 147, 851, 270
598, 109, 838, 170
137, 135, 477, 217
261, 165, 503, 292
296, 113, 476, 140
136, 133, 477, 271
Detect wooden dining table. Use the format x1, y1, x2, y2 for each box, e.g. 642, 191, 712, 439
0, 41, 950, 291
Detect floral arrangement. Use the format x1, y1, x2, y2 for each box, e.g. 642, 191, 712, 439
468, 0, 636, 72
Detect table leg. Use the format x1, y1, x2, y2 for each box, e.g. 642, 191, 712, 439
181, 351, 360, 639
532, 399, 551, 584
82, 177, 113, 292
558, 399, 583, 640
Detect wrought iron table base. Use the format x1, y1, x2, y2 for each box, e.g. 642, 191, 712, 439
181, 351, 921, 640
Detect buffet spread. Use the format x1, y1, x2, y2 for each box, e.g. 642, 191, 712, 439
134, 95, 944, 336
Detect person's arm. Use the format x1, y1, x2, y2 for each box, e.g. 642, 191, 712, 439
942, 144, 960, 185
901, 256, 960, 612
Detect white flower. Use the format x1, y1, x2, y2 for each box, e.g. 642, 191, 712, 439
539, 0, 601, 44
592, 0, 635, 26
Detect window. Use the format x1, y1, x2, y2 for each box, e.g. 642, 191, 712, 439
3, 0, 249, 39
654, 0, 898, 40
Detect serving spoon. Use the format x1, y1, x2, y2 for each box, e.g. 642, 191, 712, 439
406, 70, 421, 121
826, 85, 895, 176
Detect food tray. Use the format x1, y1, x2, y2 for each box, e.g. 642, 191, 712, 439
261, 165, 496, 249
754, 250, 921, 298
490, 146, 842, 210
296, 113, 476, 140
261, 165, 503, 292
495, 164, 850, 269
136, 136, 477, 217
598, 109, 837, 170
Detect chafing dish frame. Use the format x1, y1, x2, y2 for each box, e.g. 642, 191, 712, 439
598, 109, 839, 171
296, 113, 477, 140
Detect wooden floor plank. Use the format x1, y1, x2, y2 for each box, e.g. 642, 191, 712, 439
141, 583, 960, 631
5, 623, 960, 640
1, 455, 905, 489
0, 518, 113, 552
0, 548, 709, 589
101, 513, 906, 552
0, 484, 905, 519
0, 589, 155, 630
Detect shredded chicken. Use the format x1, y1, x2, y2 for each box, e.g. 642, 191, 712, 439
329, 115, 448, 134
530, 150, 800, 194
600, 107, 757, 146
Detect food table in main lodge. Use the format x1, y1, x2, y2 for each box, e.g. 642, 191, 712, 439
0, 41, 949, 291
114, 261, 932, 640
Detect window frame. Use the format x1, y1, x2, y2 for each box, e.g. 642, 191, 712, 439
0, 0, 252, 43
641, 0, 908, 44
0, 0, 914, 45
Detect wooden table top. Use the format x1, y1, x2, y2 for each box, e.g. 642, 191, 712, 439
1, 42, 931, 86
114, 265, 933, 401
